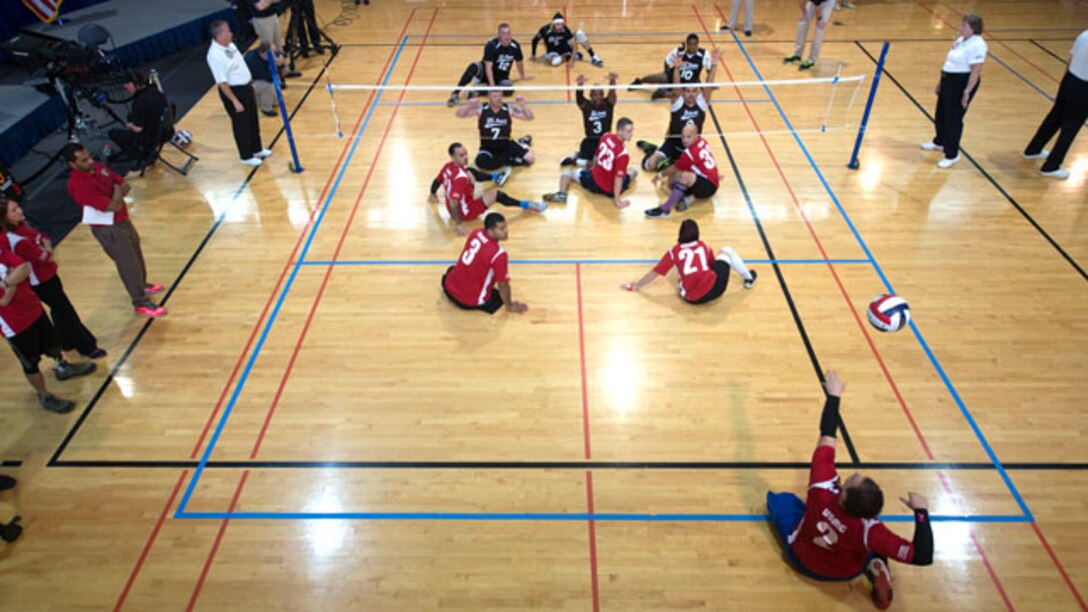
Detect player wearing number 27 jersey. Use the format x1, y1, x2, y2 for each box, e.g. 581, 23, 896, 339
441, 213, 527, 315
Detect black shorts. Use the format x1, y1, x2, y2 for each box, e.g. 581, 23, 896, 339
684, 259, 731, 305
6, 312, 62, 374
658, 137, 685, 161
577, 169, 632, 197
442, 266, 504, 315
476, 140, 530, 170
688, 174, 718, 199
577, 137, 600, 160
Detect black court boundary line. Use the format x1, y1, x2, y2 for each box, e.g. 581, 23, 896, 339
1029, 39, 1068, 65
855, 41, 1087, 282
707, 104, 861, 464
46, 49, 344, 468
1, 461, 23, 467
45, 458, 1088, 470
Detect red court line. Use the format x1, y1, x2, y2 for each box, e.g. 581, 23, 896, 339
586, 471, 601, 612
1031, 522, 1088, 611
248, 8, 441, 459
704, 3, 934, 460
576, 264, 602, 610
187, 10, 419, 460
186, 470, 250, 611
700, 3, 1018, 604
113, 470, 189, 611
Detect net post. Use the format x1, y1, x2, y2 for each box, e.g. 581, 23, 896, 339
847, 41, 889, 170
267, 50, 304, 173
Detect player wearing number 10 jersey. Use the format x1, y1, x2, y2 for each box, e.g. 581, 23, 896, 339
766, 371, 934, 609
645, 124, 720, 218
622, 219, 757, 304
544, 118, 636, 209
442, 213, 527, 315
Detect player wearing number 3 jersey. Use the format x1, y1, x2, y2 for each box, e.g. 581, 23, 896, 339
559, 72, 618, 168
766, 371, 934, 609
543, 118, 636, 209
442, 213, 527, 315
622, 219, 756, 303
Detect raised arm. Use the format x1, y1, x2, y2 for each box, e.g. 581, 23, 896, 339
455, 98, 482, 118
704, 49, 720, 101
575, 74, 588, 108
606, 72, 618, 106
817, 370, 845, 449
512, 96, 534, 121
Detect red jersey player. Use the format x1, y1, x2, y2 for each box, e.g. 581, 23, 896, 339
621, 219, 757, 304
646, 124, 720, 218
441, 212, 527, 314
543, 117, 636, 209
767, 371, 934, 609
428, 143, 546, 235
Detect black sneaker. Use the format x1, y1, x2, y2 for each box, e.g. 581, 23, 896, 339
650, 88, 670, 100
744, 270, 758, 289
636, 140, 657, 154
446, 93, 459, 107
0, 517, 22, 543
783, 55, 802, 64
645, 206, 670, 218
676, 195, 694, 212
81, 347, 108, 359
517, 135, 533, 147
0, 475, 14, 491
55, 361, 96, 381
38, 393, 74, 414
559, 155, 578, 167
745, 30, 752, 37
628, 78, 642, 91
261, 109, 278, 117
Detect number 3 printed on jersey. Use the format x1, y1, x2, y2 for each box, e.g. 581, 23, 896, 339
698, 147, 716, 169
461, 237, 483, 265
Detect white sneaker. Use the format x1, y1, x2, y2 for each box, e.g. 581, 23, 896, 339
1040, 168, 1070, 180
255, 149, 273, 159
241, 157, 263, 167
1023, 149, 1049, 160
920, 141, 942, 151
937, 155, 960, 169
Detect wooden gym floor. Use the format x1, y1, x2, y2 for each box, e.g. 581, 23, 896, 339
1, 0, 1086, 609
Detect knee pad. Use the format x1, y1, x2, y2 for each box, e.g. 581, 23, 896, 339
575, 29, 587, 43
550, 54, 563, 66
561, 169, 577, 179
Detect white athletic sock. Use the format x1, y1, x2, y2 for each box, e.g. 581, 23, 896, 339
718, 246, 752, 280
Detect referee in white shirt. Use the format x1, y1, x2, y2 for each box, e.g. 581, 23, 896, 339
1023, 29, 1088, 180
207, 21, 271, 167
920, 13, 986, 169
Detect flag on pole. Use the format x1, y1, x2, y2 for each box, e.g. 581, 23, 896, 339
22, 0, 65, 24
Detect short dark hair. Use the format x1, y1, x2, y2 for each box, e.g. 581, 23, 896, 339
963, 13, 984, 35
616, 117, 633, 131
209, 20, 228, 37
843, 477, 884, 519
62, 142, 86, 163
484, 211, 505, 230
448, 142, 463, 156
678, 219, 699, 243
1, 199, 19, 231
126, 69, 149, 88
686, 33, 699, 44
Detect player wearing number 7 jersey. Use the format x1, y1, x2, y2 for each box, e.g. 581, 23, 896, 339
645, 124, 720, 218
442, 212, 527, 315
621, 219, 756, 303
543, 117, 636, 209
766, 371, 934, 609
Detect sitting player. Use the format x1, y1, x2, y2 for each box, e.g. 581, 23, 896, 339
455, 91, 535, 171
531, 13, 604, 67
621, 219, 757, 303
543, 117, 636, 209
629, 33, 715, 100
441, 212, 528, 315
560, 73, 618, 167
645, 124, 720, 218
766, 371, 934, 609
428, 142, 546, 236
637, 54, 718, 174
448, 23, 533, 106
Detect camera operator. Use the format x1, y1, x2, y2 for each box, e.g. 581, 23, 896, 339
106, 71, 168, 165
245, 42, 286, 117
289, 0, 325, 57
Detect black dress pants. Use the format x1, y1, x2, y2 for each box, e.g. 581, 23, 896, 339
1025, 71, 1088, 172
32, 276, 97, 355
219, 84, 263, 160
932, 71, 979, 160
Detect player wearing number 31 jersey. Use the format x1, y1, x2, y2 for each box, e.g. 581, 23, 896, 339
622, 219, 757, 303
442, 213, 528, 315
767, 371, 934, 609
646, 124, 720, 218
544, 118, 636, 209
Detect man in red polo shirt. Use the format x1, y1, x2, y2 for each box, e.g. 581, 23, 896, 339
441, 212, 527, 315
543, 117, 636, 208
1, 246, 95, 413
63, 144, 166, 318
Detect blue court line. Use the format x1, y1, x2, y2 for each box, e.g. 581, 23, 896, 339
382, 99, 770, 107
296, 258, 873, 266
173, 36, 411, 518
728, 32, 1034, 522
986, 52, 1055, 102
175, 510, 1030, 523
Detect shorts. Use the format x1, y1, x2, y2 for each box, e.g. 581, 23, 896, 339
766, 491, 873, 582
476, 140, 530, 170
684, 259, 731, 304
658, 137, 685, 161
6, 312, 62, 375
577, 169, 632, 197
688, 174, 719, 199
577, 137, 600, 160
442, 266, 504, 315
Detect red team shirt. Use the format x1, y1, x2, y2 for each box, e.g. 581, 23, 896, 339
653, 240, 717, 301
5, 223, 57, 286
590, 133, 630, 194
67, 161, 129, 225
443, 229, 509, 307
435, 162, 487, 222
790, 446, 916, 579
0, 248, 45, 338
674, 137, 720, 187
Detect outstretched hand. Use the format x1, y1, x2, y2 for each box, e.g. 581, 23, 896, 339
576, 74, 588, 85
606, 72, 619, 82
900, 492, 928, 511
823, 370, 845, 397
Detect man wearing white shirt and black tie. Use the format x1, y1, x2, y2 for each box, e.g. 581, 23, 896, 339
207, 20, 271, 167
